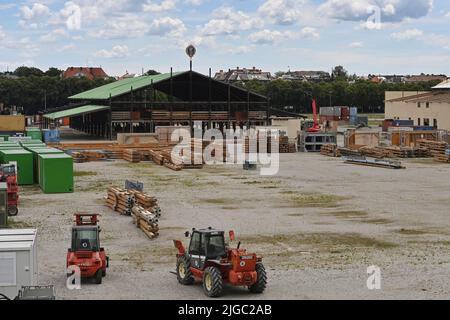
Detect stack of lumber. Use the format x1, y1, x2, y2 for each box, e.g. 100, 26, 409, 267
123, 149, 142, 163
131, 205, 160, 239
104, 187, 135, 216
338, 147, 362, 157
71, 151, 109, 163
320, 144, 341, 157
359, 146, 390, 159
128, 189, 160, 213
417, 139, 449, 162
279, 136, 290, 153
149, 150, 164, 165
382, 146, 429, 158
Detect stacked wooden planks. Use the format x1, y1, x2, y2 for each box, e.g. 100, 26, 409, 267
417, 139, 449, 162
72, 151, 109, 163
383, 146, 430, 158
359, 146, 390, 159
123, 149, 141, 163
320, 144, 341, 157
279, 136, 291, 153
131, 206, 160, 239
104, 187, 135, 216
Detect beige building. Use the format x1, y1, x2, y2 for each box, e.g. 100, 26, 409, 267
385, 85, 450, 131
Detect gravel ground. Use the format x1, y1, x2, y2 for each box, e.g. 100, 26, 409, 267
12, 153, 450, 300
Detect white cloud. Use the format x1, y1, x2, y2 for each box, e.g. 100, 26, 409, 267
58, 43, 76, 52
445, 11, 450, 18
90, 15, 150, 39
248, 29, 293, 44
0, 3, 15, 10
300, 27, 319, 39
143, 0, 177, 13
258, 0, 306, 25
95, 45, 130, 58
201, 6, 263, 36
60, 2, 82, 31
319, 0, 433, 23
0, 26, 6, 41
148, 17, 186, 37
185, 0, 203, 5
349, 41, 364, 48
40, 28, 68, 42
391, 28, 423, 40
20, 3, 50, 20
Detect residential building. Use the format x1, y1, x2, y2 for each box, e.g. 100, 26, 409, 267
214, 67, 272, 82
385, 80, 450, 131
405, 74, 447, 83
62, 67, 109, 80
280, 70, 331, 82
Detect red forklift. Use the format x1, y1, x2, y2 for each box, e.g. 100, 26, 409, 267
66, 214, 109, 284
0, 164, 19, 216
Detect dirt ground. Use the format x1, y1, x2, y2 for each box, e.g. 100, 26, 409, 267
12, 153, 450, 300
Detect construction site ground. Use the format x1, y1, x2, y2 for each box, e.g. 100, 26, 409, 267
13, 153, 450, 299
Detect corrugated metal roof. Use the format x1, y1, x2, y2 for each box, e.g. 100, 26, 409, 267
43, 105, 110, 120
432, 79, 450, 90
69, 72, 184, 100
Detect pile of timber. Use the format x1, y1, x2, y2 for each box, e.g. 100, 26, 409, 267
128, 189, 160, 213
338, 147, 362, 157
104, 187, 136, 216
131, 205, 160, 239
71, 151, 109, 163
359, 146, 390, 159
279, 136, 292, 153
383, 146, 430, 158
123, 149, 141, 163
417, 139, 450, 162
320, 144, 341, 157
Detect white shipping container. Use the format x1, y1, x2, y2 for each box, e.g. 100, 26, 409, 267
0, 229, 38, 299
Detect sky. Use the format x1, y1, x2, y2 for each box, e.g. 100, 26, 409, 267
0, 0, 449, 77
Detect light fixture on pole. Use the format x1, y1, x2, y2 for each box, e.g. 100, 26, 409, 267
185, 45, 196, 71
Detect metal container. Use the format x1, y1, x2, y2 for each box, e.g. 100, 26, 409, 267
38, 153, 73, 193
42, 129, 60, 143
0, 149, 33, 185
20, 139, 44, 145
29, 148, 64, 183
0, 135, 9, 142
0, 229, 38, 300
25, 129, 42, 141
350, 107, 358, 116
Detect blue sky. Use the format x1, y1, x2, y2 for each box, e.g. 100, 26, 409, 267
0, 0, 449, 77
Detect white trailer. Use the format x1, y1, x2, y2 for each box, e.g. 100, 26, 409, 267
0, 229, 38, 299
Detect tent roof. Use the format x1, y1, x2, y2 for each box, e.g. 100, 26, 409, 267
43, 104, 109, 120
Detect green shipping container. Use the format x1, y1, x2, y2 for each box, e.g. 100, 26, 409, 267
0, 149, 34, 185
38, 153, 74, 193
25, 128, 42, 141
20, 139, 44, 145
29, 148, 64, 183
23, 144, 47, 150
0, 135, 9, 141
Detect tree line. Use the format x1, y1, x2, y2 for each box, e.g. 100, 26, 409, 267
240, 79, 441, 114
0, 66, 442, 115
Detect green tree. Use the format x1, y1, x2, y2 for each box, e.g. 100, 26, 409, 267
14, 66, 44, 77
45, 67, 63, 77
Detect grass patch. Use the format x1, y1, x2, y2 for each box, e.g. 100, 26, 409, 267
200, 198, 235, 205
6, 218, 34, 229
322, 210, 368, 219
395, 228, 430, 236
77, 180, 115, 192
287, 193, 347, 208
242, 232, 397, 256
362, 218, 393, 225
74, 171, 97, 177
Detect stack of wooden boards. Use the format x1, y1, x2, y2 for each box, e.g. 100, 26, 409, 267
278, 136, 296, 154
72, 151, 109, 163
104, 186, 161, 240
104, 187, 136, 216
417, 139, 449, 163
123, 149, 141, 163
320, 144, 341, 157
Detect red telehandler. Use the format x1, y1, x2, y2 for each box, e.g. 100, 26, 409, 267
0, 164, 19, 216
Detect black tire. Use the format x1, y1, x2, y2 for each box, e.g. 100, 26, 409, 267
202, 267, 223, 298
102, 269, 106, 277
249, 263, 267, 294
95, 269, 102, 284
8, 206, 18, 217
176, 256, 194, 285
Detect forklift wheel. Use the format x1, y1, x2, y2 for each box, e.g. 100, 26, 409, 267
248, 263, 267, 294
176, 256, 194, 285
202, 267, 223, 298
102, 269, 106, 277
8, 206, 18, 217
95, 270, 102, 284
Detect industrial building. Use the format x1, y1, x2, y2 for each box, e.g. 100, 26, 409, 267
42, 70, 270, 139
385, 79, 450, 131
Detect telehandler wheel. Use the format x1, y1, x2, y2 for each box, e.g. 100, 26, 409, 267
102, 269, 106, 277
176, 256, 194, 285
95, 269, 102, 284
202, 267, 223, 298
249, 262, 267, 294
8, 206, 18, 217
